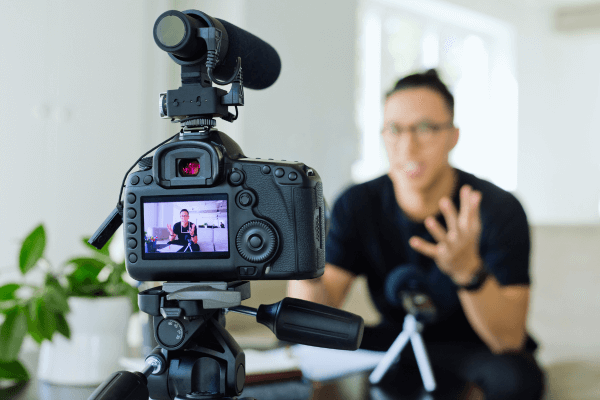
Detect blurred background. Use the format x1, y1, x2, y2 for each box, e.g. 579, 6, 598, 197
1, 0, 599, 397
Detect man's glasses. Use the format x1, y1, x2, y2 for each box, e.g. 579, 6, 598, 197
382, 121, 454, 143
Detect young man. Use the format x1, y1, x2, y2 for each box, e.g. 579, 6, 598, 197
288, 70, 544, 399
167, 209, 199, 252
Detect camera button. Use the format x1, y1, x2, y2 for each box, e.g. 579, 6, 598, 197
274, 168, 284, 178
248, 234, 263, 249
127, 223, 137, 234
144, 175, 153, 184
239, 193, 252, 207
127, 194, 136, 204
127, 209, 137, 219
288, 172, 298, 181
230, 171, 244, 185
128, 253, 138, 263
128, 239, 137, 249
262, 165, 271, 174
239, 267, 256, 276
130, 176, 140, 185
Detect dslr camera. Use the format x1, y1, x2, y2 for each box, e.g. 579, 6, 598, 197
91, 9, 325, 283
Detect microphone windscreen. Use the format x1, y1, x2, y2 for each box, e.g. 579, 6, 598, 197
384, 264, 428, 307
215, 19, 281, 90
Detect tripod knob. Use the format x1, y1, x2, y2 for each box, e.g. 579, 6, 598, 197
157, 318, 185, 347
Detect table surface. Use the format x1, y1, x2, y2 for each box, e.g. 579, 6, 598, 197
5, 351, 470, 400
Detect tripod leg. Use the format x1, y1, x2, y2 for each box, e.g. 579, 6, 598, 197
410, 332, 436, 392
369, 328, 412, 384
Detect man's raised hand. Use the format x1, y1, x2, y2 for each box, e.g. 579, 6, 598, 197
409, 185, 483, 283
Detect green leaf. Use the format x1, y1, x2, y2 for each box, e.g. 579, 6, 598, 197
44, 285, 70, 314
54, 312, 71, 340
0, 307, 27, 362
43, 274, 69, 314
19, 225, 46, 275
0, 300, 18, 313
65, 257, 106, 275
0, 359, 30, 382
37, 301, 57, 341
25, 301, 43, 345
0, 284, 21, 301
69, 279, 107, 297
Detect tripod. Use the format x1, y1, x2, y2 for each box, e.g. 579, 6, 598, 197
182, 238, 194, 253
89, 281, 364, 400
369, 293, 437, 392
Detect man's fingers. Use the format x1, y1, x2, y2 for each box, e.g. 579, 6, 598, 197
409, 236, 438, 259
458, 185, 472, 230
424, 216, 447, 243
439, 197, 458, 233
469, 191, 482, 228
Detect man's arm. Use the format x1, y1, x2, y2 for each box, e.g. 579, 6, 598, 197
450, 256, 529, 353
191, 223, 198, 244
287, 263, 356, 308
457, 275, 529, 353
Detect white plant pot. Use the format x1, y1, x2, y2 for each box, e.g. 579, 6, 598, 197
37, 296, 132, 386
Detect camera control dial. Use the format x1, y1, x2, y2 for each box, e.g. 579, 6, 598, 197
236, 221, 277, 263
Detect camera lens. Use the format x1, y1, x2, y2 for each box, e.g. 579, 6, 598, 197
155, 15, 186, 47
178, 159, 201, 177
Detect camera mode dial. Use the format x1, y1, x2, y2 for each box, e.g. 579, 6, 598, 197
236, 221, 277, 263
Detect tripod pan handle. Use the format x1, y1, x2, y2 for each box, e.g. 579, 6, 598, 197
88, 371, 149, 400
257, 297, 364, 350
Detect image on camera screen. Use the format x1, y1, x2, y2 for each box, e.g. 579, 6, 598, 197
141, 194, 229, 260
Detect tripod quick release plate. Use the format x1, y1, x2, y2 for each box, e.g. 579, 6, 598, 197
139, 281, 251, 317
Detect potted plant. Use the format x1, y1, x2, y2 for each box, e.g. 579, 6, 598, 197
0, 224, 139, 390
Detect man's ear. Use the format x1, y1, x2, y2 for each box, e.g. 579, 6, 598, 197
448, 127, 459, 151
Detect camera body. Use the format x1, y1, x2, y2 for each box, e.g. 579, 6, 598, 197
123, 131, 326, 282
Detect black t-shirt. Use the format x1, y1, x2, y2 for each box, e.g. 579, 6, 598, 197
173, 222, 197, 242
326, 169, 536, 349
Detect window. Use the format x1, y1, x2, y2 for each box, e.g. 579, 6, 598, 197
353, 0, 518, 191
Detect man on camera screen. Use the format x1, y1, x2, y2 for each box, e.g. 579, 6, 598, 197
168, 209, 199, 252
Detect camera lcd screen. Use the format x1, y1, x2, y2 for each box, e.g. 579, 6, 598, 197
141, 194, 229, 260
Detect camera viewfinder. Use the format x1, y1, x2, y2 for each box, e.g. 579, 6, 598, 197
178, 159, 201, 177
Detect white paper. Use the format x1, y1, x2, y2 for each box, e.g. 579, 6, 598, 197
290, 345, 385, 382
244, 348, 300, 375
156, 244, 183, 253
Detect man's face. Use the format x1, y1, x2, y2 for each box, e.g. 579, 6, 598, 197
180, 212, 189, 223
382, 87, 458, 192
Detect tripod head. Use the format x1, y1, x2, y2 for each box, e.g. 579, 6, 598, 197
89, 282, 364, 400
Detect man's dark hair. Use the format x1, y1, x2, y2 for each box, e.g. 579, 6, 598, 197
180, 209, 189, 215
386, 69, 454, 118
